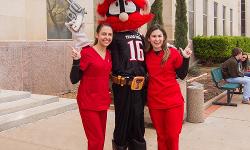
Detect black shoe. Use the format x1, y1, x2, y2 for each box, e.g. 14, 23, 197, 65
112, 140, 128, 150
128, 139, 146, 150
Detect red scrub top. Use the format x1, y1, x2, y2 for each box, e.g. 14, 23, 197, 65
77, 46, 112, 110
146, 47, 184, 109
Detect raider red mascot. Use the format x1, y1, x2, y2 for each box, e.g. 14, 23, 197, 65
97, 0, 153, 149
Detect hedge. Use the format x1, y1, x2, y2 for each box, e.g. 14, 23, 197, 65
193, 36, 250, 63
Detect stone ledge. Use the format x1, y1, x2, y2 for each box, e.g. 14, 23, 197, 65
203, 91, 227, 109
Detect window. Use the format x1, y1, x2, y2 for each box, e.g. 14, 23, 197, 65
241, 0, 246, 36
47, 0, 72, 40
222, 6, 226, 35
203, 0, 208, 36
188, 0, 195, 38
230, 9, 233, 35
214, 2, 218, 35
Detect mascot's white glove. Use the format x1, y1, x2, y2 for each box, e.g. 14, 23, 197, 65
65, 0, 86, 32
179, 41, 192, 58
65, 20, 90, 51
65, 0, 89, 51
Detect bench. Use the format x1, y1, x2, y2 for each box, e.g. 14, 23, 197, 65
211, 67, 242, 107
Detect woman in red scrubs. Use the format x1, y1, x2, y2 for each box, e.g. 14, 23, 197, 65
70, 23, 113, 150
145, 24, 192, 150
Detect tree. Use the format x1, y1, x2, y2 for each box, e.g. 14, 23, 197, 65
149, 0, 163, 27
174, 0, 188, 49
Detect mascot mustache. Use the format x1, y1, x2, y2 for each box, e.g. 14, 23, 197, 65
99, 12, 153, 32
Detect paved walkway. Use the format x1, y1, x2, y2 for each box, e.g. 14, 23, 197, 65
0, 94, 250, 150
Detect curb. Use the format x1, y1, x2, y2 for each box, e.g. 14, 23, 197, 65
187, 73, 208, 83
203, 91, 226, 109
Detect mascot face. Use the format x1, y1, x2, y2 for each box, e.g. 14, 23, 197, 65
97, 0, 153, 32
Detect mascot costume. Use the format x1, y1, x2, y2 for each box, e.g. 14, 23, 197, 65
97, 0, 153, 150
66, 0, 190, 149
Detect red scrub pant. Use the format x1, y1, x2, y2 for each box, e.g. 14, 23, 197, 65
149, 104, 184, 150
79, 109, 107, 150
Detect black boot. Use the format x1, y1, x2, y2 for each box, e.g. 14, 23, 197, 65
112, 140, 128, 150
128, 139, 146, 150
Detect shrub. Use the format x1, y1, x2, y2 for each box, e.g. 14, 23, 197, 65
193, 36, 250, 64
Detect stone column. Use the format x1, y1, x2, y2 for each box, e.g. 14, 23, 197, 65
186, 82, 204, 123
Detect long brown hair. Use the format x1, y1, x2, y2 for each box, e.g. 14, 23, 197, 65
145, 24, 170, 64
242, 52, 249, 70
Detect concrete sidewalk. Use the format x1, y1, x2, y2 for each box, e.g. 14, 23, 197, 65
0, 94, 250, 150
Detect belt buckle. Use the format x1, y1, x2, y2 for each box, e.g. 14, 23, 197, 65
118, 75, 126, 86
131, 76, 145, 90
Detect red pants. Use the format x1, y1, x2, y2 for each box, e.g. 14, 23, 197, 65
79, 109, 107, 150
149, 104, 184, 150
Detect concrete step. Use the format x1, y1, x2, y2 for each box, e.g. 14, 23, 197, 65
0, 98, 77, 131
0, 94, 59, 116
0, 90, 31, 104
